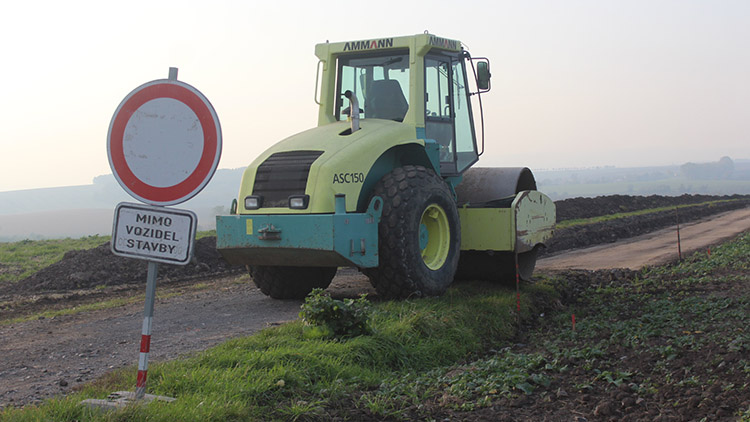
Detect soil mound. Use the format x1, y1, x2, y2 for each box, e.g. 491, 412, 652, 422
7, 195, 749, 294
545, 198, 749, 254
554, 193, 747, 222
12, 237, 242, 293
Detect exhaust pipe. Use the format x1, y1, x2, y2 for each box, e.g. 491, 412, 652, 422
344, 90, 360, 133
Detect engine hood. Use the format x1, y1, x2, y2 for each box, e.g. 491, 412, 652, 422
237, 120, 420, 214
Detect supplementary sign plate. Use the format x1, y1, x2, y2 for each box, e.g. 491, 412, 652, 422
111, 202, 197, 265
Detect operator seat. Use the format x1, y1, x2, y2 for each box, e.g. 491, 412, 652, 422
366, 80, 409, 122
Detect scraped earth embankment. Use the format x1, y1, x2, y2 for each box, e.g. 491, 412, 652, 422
538, 207, 750, 270
544, 194, 749, 255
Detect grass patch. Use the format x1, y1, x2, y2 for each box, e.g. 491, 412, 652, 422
0, 280, 218, 326
0, 281, 555, 421
0, 231, 217, 286
556, 199, 738, 229
1, 296, 140, 326
196, 230, 216, 240
0, 236, 110, 284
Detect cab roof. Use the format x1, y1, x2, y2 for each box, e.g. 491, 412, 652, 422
315, 33, 462, 60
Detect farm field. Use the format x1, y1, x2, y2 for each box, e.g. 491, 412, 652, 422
539, 178, 750, 200
0, 195, 748, 421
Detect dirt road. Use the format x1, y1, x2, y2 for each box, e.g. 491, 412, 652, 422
538, 208, 750, 270
1, 208, 749, 409
0, 277, 292, 407
0, 272, 374, 408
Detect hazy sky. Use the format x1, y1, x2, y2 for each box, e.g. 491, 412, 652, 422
1, 0, 748, 192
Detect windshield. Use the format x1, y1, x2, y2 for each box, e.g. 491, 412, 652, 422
335, 52, 410, 122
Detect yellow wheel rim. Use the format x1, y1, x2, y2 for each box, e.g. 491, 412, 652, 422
419, 204, 450, 270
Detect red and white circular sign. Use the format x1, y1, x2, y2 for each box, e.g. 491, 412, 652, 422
107, 78, 222, 206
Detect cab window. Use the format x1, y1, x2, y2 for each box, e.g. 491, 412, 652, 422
335, 52, 410, 122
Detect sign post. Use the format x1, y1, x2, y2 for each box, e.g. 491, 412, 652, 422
110, 202, 197, 400
82, 67, 221, 411
137, 260, 158, 399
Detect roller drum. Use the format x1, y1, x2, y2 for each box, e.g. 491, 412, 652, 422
454, 167, 541, 282
455, 167, 536, 205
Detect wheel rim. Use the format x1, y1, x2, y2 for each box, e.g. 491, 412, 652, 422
419, 204, 450, 270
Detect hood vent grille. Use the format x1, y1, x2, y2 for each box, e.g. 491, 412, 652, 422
252, 151, 323, 208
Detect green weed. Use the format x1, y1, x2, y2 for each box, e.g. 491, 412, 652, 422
739, 406, 750, 422
1, 281, 545, 421
299, 289, 372, 337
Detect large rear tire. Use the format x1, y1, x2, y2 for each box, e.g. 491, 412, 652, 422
366, 165, 460, 299
248, 265, 336, 299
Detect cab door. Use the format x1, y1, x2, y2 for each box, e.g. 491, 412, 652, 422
424, 54, 478, 175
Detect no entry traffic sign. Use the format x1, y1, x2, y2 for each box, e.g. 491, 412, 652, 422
107, 73, 222, 206
95, 69, 220, 406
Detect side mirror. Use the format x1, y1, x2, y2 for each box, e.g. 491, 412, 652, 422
476, 60, 491, 91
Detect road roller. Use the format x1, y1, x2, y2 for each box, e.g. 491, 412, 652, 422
216, 33, 556, 299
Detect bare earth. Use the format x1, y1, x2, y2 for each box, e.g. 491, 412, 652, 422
1, 208, 749, 408
537, 208, 750, 270
0, 273, 373, 408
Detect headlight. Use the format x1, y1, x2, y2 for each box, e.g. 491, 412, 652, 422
288, 195, 309, 209
244, 196, 262, 210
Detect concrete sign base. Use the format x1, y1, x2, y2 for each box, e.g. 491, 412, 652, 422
80, 390, 176, 412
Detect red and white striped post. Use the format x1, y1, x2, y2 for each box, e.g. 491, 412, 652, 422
675, 207, 682, 262
515, 253, 521, 313
135, 261, 159, 399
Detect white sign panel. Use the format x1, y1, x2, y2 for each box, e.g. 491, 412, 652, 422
107, 78, 222, 206
111, 202, 197, 265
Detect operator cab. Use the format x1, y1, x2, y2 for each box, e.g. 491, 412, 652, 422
334, 48, 488, 176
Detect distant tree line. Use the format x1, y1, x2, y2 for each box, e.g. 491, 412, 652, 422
680, 157, 734, 180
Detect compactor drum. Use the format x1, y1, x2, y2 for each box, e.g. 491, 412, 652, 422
216, 34, 555, 299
